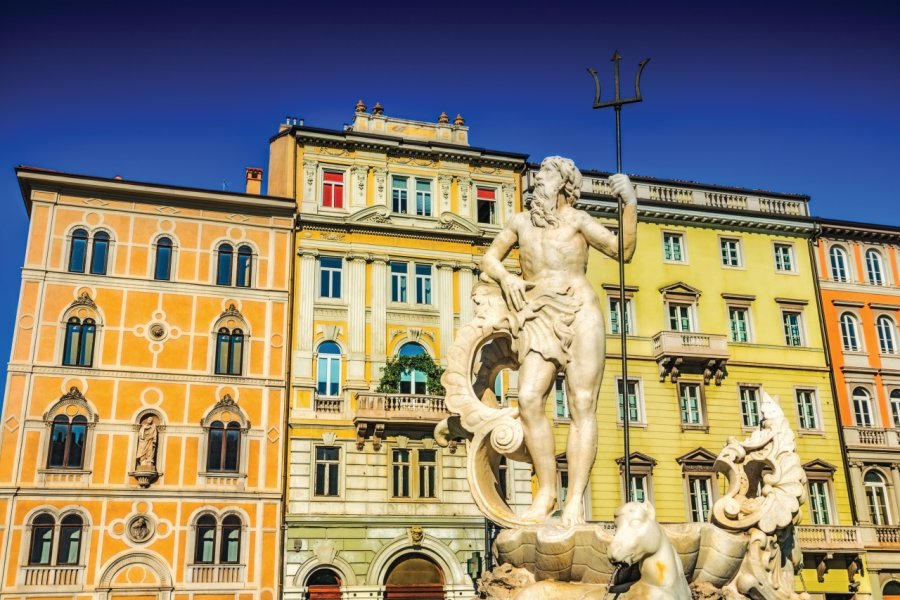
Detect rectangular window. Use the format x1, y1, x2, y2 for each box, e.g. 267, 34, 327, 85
796, 389, 819, 430
391, 175, 408, 213
609, 297, 632, 335
630, 475, 648, 503
554, 376, 568, 419
783, 311, 803, 346
720, 238, 742, 267
392, 449, 411, 498
415, 264, 432, 304
319, 257, 342, 299
616, 378, 641, 423
314, 446, 340, 497
418, 449, 437, 498
390, 261, 408, 303
679, 383, 703, 425
663, 232, 685, 262
322, 171, 344, 209
740, 386, 761, 428
728, 307, 750, 342
688, 476, 712, 522
477, 187, 497, 224
774, 244, 795, 272
415, 179, 433, 217
808, 480, 831, 525
668, 303, 694, 332
498, 457, 509, 500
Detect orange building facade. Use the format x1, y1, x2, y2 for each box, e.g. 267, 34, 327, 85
815, 219, 900, 599
0, 168, 295, 600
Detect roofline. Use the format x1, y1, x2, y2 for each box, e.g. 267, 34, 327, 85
815, 216, 900, 240
15, 167, 296, 216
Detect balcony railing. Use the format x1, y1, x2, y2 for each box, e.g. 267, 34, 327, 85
874, 526, 900, 546
354, 393, 449, 450
22, 565, 83, 586
315, 395, 343, 414
843, 427, 899, 448
651, 331, 729, 385
795, 526, 863, 551
189, 564, 244, 584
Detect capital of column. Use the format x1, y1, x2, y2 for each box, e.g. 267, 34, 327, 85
457, 262, 477, 273
369, 254, 389, 265
436, 262, 458, 272
849, 460, 865, 470
346, 253, 369, 263
297, 248, 319, 258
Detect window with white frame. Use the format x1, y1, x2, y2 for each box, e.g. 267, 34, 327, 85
877, 315, 898, 354
391, 175, 408, 213
616, 378, 642, 424
668, 303, 694, 332
391, 448, 411, 498
796, 389, 819, 430
314, 446, 340, 497
316, 341, 341, 397
415, 264, 432, 304
890, 389, 900, 428
782, 311, 803, 346
728, 306, 750, 342
390, 261, 408, 302
390, 176, 434, 216
554, 376, 568, 419
679, 382, 704, 426
865, 470, 892, 525
322, 170, 345, 209
609, 297, 633, 335
415, 179, 433, 216
866, 249, 886, 285
193, 513, 242, 565
774, 243, 795, 272
808, 480, 832, 525
318, 257, 342, 299
390, 447, 437, 500
663, 232, 685, 262
840, 312, 862, 351
476, 187, 497, 224
630, 474, 649, 503
739, 385, 761, 428
720, 238, 742, 267
852, 387, 874, 427
27, 512, 85, 567
829, 246, 849, 282
687, 476, 713, 522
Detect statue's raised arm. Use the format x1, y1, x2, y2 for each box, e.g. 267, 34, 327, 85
577, 173, 638, 261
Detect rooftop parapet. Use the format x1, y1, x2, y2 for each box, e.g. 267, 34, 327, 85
350, 100, 469, 146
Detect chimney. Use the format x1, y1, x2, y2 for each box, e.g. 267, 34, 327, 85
245, 168, 263, 195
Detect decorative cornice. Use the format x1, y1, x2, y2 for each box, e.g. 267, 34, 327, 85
869, 303, 900, 311
775, 297, 809, 306
832, 299, 865, 308
721, 293, 756, 302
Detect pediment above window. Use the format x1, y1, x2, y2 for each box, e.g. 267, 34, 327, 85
659, 282, 702, 300
676, 447, 718, 472
43, 386, 99, 423
201, 393, 250, 430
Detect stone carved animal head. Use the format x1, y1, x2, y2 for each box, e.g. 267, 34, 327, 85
608, 501, 663, 568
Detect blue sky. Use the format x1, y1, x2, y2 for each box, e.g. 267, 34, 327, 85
0, 0, 898, 373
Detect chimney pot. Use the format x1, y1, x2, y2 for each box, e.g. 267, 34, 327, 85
245, 167, 263, 195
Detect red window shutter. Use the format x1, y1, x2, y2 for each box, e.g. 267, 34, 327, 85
322, 172, 344, 208
333, 181, 343, 208
477, 187, 495, 200
324, 171, 343, 183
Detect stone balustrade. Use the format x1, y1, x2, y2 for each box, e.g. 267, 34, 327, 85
874, 526, 900, 546
652, 331, 730, 385
22, 565, 83, 586
189, 564, 244, 584
314, 395, 343, 414
356, 393, 448, 422
843, 426, 900, 448
795, 525, 864, 550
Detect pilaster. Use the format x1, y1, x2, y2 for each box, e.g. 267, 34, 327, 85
458, 264, 476, 327
849, 460, 871, 525
370, 255, 388, 377
295, 249, 318, 383
302, 160, 318, 214
373, 168, 387, 208
439, 174, 452, 214
350, 165, 369, 210
346, 254, 368, 387
437, 263, 456, 361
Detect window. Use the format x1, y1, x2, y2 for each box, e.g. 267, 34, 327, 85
739, 386, 760, 428
865, 471, 892, 525
728, 307, 750, 342
215, 328, 244, 376
891, 389, 900, 428
322, 170, 344, 209
314, 446, 340, 497
774, 243, 795, 272
720, 238, 741, 267
866, 249, 885, 285
668, 303, 694, 332
62, 317, 96, 367
206, 420, 242, 472
796, 389, 819, 430
630, 475, 649, 503
663, 232, 685, 262
29, 513, 55, 565
216, 243, 252, 287
679, 383, 703, 426
476, 187, 497, 224
808, 480, 832, 525
852, 387, 874, 427
398, 342, 428, 394
498, 457, 509, 500
89, 232, 110, 275
782, 311, 803, 346
418, 449, 437, 498
319, 257, 342, 299
687, 476, 712, 522
194, 514, 243, 565
47, 415, 88, 469
154, 237, 173, 281
57, 514, 83, 565
616, 378, 641, 423
840, 312, 861, 351
28, 513, 83, 566
235, 245, 252, 288
609, 297, 632, 335
554, 376, 568, 419
316, 341, 341, 396
877, 315, 897, 354
216, 243, 233, 285
415, 264, 432, 304
391, 448, 438, 500
392, 448, 410, 498
391, 175, 408, 213
829, 246, 849, 281
415, 179, 433, 216
390, 261, 408, 302
557, 464, 569, 506
68, 229, 88, 273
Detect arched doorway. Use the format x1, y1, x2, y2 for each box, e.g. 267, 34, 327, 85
884, 580, 900, 600
306, 567, 341, 600
384, 553, 444, 600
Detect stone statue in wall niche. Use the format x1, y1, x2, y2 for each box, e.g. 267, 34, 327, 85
135, 415, 158, 470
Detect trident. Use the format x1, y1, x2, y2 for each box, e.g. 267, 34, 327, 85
587, 51, 649, 503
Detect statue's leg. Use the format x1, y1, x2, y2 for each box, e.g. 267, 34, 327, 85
516, 353, 558, 522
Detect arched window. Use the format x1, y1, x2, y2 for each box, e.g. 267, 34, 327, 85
839, 313, 861, 351
216, 243, 234, 286
866, 249, 885, 285
214, 327, 244, 376
29, 513, 55, 565
206, 420, 242, 472
219, 514, 242, 564
193, 513, 242, 565
90, 231, 110, 275
829, 246, 849, 282
62, 317, 96, 367
194, 514, 217, 563
56, 514, 83, 565
235, 245, 253, 288
68, 229, 89, 273
154, 237, 173, 281
398, 342, 427, 395
891, 389, 900, 428
884, 581, 900, 595
316, 341, 342, 397
877, 315, 897, 354
307, 568, 342, 600
852, 387, 874, 427
47, 414, 88, 469
865, 471, 892, 525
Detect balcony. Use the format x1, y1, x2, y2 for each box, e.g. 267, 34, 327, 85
874, 526, 900, 547
188, 564, 244, 584
354, 393, 449, 450
843, 426, 900, 449
22, 565, 83, 586
314, 394, 343, 415
795, 526, 864, 552
652, 331, 729, 385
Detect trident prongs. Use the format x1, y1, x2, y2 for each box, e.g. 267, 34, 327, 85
588, 51, 650, 109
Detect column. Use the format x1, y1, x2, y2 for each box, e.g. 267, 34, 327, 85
346, 254, 368, 387
458, 264, 476, 327
301, 160, 318, 214
849, 461, 871, 525
350, 165, 368, 210
370, 256, 388, 379
295, 249, 318, 383
437, 263, 456, 361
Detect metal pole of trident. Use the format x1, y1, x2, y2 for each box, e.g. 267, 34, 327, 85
587, 51, 649, 503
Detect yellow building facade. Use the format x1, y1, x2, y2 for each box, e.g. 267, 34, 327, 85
0, 169, 294, 600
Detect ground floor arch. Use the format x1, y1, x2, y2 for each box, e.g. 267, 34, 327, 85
383, 553, 444, 600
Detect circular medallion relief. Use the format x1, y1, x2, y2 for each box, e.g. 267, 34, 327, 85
149, 323, 167, 341
126, 514, 155, 544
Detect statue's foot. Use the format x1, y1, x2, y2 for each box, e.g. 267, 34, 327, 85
560, 503, 585, 528
520, 491, 556, 523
